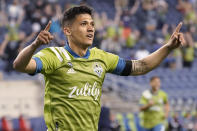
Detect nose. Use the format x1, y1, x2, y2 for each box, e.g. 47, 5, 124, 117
87, 25, 94, 32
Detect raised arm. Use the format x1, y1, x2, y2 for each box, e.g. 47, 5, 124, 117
13, 21, 54, 74
130, 22, 185, 76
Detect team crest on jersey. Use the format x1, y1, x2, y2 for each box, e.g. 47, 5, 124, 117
93, 62, 103, 77
67, 62, 73, 67
159, 98, 163, 104
67, 62, 76, 74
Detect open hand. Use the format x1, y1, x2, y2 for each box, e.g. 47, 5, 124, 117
33, 21, 54, 46
167, 22, 185, 50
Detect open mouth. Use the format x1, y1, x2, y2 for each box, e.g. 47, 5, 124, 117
86, 34, 93, 39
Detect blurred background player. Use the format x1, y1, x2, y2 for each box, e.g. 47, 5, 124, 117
139, 76, 169, 131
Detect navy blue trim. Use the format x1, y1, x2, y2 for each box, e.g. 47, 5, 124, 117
112, 57, 126, 75
121, 60, 132, 76
33, 57, 43, 73
64, 43, 90, 59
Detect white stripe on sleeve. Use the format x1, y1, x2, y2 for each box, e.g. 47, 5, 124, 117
49, 47, 63, 62
58, 47, 71, 60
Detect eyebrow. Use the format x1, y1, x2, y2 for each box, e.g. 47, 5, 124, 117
81, 20, 94, 23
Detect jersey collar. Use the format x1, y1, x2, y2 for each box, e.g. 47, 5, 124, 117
64, 43, 90, 59
150, 89, 159, 95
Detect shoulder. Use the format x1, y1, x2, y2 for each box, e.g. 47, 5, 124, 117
37, 47, 60, 58
158, 90, 168, 97
90, 47, 118, 57
35, 46, 67, 62
142, 90, 152, 99
159, 90, 167, 94
34, 47, 53, 57
90, 47, 105, 54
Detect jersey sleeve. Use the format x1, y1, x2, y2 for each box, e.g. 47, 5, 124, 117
100, 50, 126, 74
33, 47, 61, 74
102, 51, 119, 73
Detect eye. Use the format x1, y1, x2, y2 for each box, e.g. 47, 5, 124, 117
91, 23, 95, 27
81, 23, 86, 26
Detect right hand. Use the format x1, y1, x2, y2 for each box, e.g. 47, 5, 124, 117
33, 21, 54, 47
167, 22, 185, 50
148, 100, 155, 107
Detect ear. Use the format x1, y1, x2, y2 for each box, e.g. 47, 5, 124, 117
63, 27, 71, 36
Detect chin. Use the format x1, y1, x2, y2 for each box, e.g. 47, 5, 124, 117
84, 41, 93, 47
87, 42, 93, 46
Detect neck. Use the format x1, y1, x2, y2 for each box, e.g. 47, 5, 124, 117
68, 40, 89, 57
151, 88, 158, 94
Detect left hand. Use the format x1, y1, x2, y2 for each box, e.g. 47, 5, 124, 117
167, 22, 185, 50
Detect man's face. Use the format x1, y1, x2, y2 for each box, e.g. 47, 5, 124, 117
65, 13, 95, 48
150, 78, 161, 92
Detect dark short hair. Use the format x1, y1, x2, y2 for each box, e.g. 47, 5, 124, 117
150, 76, 160, 82
61, 5, 93, 28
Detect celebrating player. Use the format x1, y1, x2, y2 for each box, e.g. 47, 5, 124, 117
139, 76, 169, 131
13, 5, 184, 131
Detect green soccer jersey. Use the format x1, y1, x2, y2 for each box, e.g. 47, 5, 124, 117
139, 89, 168, 129
33, 45, 121, 131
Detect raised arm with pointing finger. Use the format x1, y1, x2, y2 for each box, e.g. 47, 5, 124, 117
13, 21, 54, 74
130, 22, 185, 75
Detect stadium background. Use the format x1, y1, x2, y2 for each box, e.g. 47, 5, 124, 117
0, 0, 197, 130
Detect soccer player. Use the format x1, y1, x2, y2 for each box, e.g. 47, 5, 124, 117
13, 5, 184, 131
139, 76, 169, 131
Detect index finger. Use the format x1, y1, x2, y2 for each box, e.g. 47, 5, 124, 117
174, 22, 183, 33
44, 21, 52, 31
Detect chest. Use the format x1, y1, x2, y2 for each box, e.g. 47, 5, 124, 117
52, 59, 107, 83
151, 95, 164, 105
